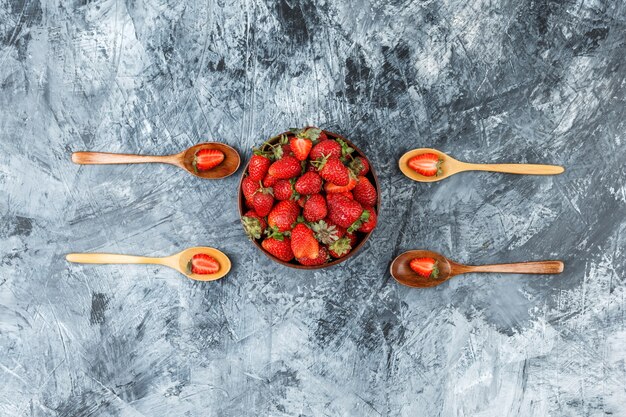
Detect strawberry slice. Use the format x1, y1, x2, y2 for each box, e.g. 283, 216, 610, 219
187, 253, 220, 275
409, 257, 439, 278
290, 137, 313, 161
407, 153, 443, 177
193, 149, 224, 172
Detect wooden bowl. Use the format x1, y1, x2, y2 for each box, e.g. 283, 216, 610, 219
238, 130, 381, 269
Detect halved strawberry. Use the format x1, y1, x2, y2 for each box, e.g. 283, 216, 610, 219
193, 149, 224, 172
324, 174, 357, 193
407, 153, 443, 177
187, 253, 220, 275
290, 137, 313, 161
409, 257, 439, 278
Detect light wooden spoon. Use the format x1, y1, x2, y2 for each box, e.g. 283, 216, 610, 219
399, 148, 564, 182
72, 143, 240, 179
66, 247, 231, 281
390, 250, 564, 288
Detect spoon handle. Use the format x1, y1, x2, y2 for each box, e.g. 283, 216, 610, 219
462, 260, 564, 275
66, 253, 164, 265
463, 163, 564, 175
71, 152, 174, 165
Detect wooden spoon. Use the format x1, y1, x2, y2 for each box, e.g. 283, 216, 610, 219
390, 250, 564, 288
66, 247, 231, 281
72, 143, 240, 179
399, 148, 564, 183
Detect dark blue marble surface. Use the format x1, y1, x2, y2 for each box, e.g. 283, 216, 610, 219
1, 0, 625, 415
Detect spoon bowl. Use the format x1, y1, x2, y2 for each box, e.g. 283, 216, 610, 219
66, 246, 231, 281
399, 148, 564, 183
390, 249, 564, 288
72, 142, 241, 179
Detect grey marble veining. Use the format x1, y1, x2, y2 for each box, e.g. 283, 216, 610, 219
1, 0, 625, 415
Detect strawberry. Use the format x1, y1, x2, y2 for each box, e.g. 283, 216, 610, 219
358, 207, 377, 233
317, 130, 329, 141
349, 156, 369, 176
263, 173, 279, 187
193, 149, 224, 172
327, 194, 365, 228
297, 246, 329, 266
309, 140, 341, 160
328, 237, 352, 258
267, 200, 300, 232
242, 210, 267, 240
346, 231, 357, 247
313, 156, 350, 186
295, 172, 322, 195
311, 219, 340, 245
353, 176, 377, 207
248, 153, 271, 181
409, 257, 439, 278
296, 195, 307, 208
252, 186, 274, 217
242, 176, 259, 204
273, 179, 296, 200
262, 236, 294, 262
268, 156, 302, 179
187, 253, 220, 274
325, 174, 357, 193
303, 194, 327, 222
290, 137, 312, 161
291, 223, 320, 259
408, 153, 443, 177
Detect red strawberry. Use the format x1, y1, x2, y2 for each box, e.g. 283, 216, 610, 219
318, 131, 329, 141
291, 223, 320, 259
242, 210, 267, 240
358, 207, 377, 233
252, 187, 274, 217
303, 194, 327, 222
309, 140, 341, 160
346, 231, 357, 247
268, 156, 302, 179
353, 176, 377, 207
296, 195, 307, 208
290, 137, 312, 161
267, 200, 300, 232
314, 156, 349, 186
408, 153, 443, 177
248, 153, 271, 181
187, 253, 220, 274
325, 174, 357, 193
273, 179, 295, 200
263, 173, 279, 187
349, 156, 369, 176
409, 257, 439, 278
242, 176, 259, 204
328, 237, 352, 258
295, 172, 322, 195
327, 194, 366, 229
262, 236, 294, 262
193, 149, 224, 172
297, 246, 329, 266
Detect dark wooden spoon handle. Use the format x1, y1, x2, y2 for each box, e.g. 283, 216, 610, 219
459, 261, 564, 275
71, 152, 174, 165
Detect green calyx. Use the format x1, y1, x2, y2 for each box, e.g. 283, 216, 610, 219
264, 226, 286, 241
347, 209, 370, 233
310, 220, 339, 245
310, 153, 330, 171
290, 127, 322, 143
242, 216, 263, 240
349, 158, 364, 175
336, 138, 354, 161
261, 135, 289, 160
329, 237, 352, 257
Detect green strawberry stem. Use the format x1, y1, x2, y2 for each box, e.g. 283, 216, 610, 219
347, 210, 370, 233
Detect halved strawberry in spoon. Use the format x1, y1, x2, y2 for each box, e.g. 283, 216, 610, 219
407, 153, 442, 177
193, 149, 225, 172
409, 257, 439, 278
187, 253, 220, 274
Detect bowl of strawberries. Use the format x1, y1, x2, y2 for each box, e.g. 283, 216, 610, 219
238, 127, 380, 269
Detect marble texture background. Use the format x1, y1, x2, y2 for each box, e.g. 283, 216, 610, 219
1, 0, 625, 415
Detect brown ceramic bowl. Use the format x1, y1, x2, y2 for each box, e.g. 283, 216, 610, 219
238, 129, 381, 269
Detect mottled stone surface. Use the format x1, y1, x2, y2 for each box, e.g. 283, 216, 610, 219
1, 0, 625, 415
